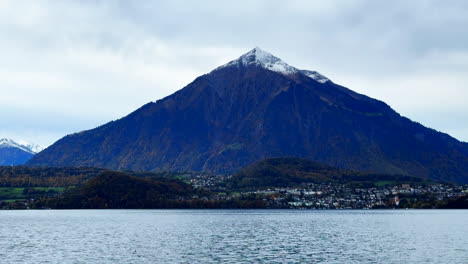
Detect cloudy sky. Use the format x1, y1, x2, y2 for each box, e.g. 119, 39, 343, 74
1, 0, 468, 147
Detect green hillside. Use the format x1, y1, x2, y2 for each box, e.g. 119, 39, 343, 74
227, 157, 427, 190
39, 171, 195, 209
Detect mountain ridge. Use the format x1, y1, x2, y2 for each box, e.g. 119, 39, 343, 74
0, 138, 42, 155
0, 138, 42, 165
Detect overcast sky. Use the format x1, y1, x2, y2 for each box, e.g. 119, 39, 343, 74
1, 0, 468, 147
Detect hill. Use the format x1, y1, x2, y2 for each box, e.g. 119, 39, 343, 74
35, 171, 266, 209
0, 166, 205, 187
38, 171, 195, 209
0, 166, 106, 187
227, 157, 427, 190
27, 48, 468, 183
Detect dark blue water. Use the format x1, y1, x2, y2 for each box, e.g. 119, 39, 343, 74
0, 210, 466, 263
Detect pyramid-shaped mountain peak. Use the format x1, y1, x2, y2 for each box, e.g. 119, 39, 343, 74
27, 48, 468, 184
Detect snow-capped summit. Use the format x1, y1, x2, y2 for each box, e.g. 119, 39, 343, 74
0, 138, 42, 154
217, 47, 329, 83
217, 47, 297, 75
238, 47, 299, 74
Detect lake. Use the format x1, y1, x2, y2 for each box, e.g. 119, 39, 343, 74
0, 210, 467, 263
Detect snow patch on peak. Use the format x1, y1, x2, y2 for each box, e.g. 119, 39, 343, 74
300, 70, 330, 83
215, 47, 331, 83
0, 138, 43, 154
217, 47, 298, 75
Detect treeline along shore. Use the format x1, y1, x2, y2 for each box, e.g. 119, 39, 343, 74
1, 158, 467, 209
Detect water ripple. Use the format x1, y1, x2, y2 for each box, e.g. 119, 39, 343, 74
0, 210, 467, 263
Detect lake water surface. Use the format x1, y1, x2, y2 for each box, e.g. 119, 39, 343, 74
0, 210, 467, 263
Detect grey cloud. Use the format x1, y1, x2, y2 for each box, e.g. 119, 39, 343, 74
0, 0, 467, 146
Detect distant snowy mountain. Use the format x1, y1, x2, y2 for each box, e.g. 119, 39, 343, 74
18, 141, 44, 154
0, 138, 42, 165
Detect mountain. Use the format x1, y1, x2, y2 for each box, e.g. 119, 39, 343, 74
0, 138, 42, 165
227, 157, 426, 190
27, 48, 468, 183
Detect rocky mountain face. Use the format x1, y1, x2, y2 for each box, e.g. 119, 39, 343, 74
27, 48, 468, 183
0, 138, 41, 165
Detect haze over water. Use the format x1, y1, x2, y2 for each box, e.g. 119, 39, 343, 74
1, 210, 466, 263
